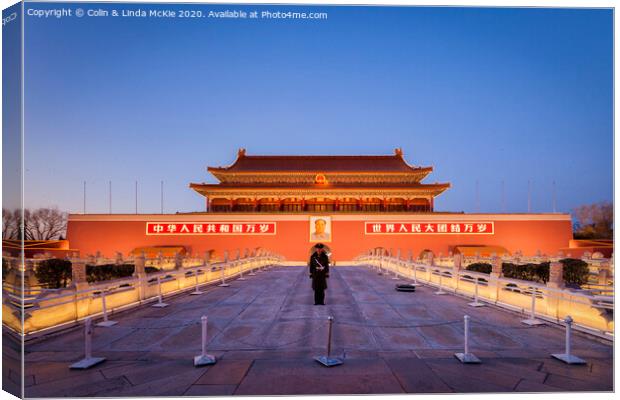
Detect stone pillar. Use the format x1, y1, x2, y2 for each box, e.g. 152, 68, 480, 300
486, 256, 503, 302
547, 261, 564, 289
134, 252, 146, 275
453, 253, 462, 272
174, 252, 183, 270
427, 252, 435, 266
490, 256, 502, 278
115, 252, 123, 265
408, 250, 413, 263
71, 258, 88, 286
396, 248, 401, 260
134, 251, 147, 301
546, 261, 565, 319
69, 257, 91, 319
157, 251, 164, 269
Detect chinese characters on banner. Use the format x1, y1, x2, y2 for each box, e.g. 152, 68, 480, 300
365, 222, 494, 235
146, 222, 276, 235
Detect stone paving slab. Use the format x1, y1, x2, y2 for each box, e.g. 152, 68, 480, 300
15, 265, 613, 396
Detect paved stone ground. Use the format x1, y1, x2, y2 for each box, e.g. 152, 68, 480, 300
7, 266, 614, 396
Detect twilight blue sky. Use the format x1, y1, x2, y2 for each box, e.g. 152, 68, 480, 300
20, 2, 612, 214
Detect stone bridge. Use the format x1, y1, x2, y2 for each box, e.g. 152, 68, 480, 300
3, 265, 613, 396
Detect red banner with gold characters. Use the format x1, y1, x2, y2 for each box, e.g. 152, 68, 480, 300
146, 222, 276, 235
365, 222, 494, 235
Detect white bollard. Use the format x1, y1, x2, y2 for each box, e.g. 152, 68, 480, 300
194, 315, 217, 366
522, 287, 543, 325
70, 318, 106, 369
218, 263, 230, 287
238, 261, 246, 281
314, 316, 343, 367
152, 275, 169, 307
392, 260, 400, 280
467, 277, 485, 307
552, 316, 586, 364
96, 291, 118, 327
190, 268, 203, 295
249, 259, 256, 276
412, 263, 419, 286
435, 270, 447, 295
454, 315, 481, 364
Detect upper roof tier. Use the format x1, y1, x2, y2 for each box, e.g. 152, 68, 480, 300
207, 148, 436, 184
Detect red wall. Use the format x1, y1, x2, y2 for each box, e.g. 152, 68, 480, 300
66, 214, 573, 261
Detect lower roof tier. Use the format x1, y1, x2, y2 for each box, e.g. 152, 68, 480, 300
189, 182, 451, 199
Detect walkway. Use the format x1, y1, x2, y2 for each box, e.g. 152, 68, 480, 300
10, 266, 614, 396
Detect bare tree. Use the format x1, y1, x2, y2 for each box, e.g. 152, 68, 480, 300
572, 201, 613, 239
2, 208, 22, 240
22, 208, 67, 241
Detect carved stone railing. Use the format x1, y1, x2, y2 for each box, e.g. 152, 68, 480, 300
2, 248, 283, 336
354, 250, 614, 338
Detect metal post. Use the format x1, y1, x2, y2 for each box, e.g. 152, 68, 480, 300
552, 180, 557, 213
238, 260, 246, 281
468, 277, 485, 307
454, 315, 480, 363
135, 180, 138, 214
392, 258, 399, 280
70, 318, 106, 369
435, 270, 447, 295
218, 263, 230, 287
464, 316, 469, 354
97, 291, 118, 327
522, 288, 543, 325
249, 257, 256, 276
314, 316, 343, 367
528, 179, 532, 213
475, 180, 480, 213
190, 268, 203, 295
194, 315, 216, 366
327, 316, 333, 358
152, 275, 169, 307
552, 316, 586, 364
501, 180, 506, 212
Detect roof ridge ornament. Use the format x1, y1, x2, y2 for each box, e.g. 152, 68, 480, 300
394, 147, 403, 157
238, 148, 247, 157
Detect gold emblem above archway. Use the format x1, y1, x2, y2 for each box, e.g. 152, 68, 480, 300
315, 173, 327, 184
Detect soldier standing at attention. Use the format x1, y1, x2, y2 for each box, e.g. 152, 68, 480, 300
309, 243, 330, 305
